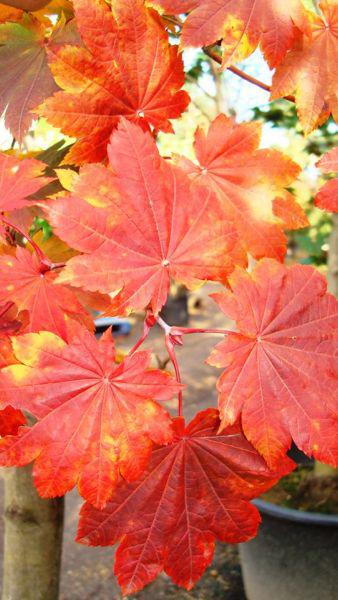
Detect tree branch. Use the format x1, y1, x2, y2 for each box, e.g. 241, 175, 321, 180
202, 46, 295, 103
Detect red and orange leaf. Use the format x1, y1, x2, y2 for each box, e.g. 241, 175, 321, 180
271, 0, 338, 135
0, 301, 28, 368
0, 3, 23, 23
0, 15, 79, 141
0, 329, 181, 507
178, 114, 307, 261
77, 408, 294, 594
207, 259, 338, 468
0, 247, 95, 341
0, 406, 26, 437
150, 1, 199, 13
46, 119, 238, 316
315, 147, 338, 212
38, 0, 190, 165
157, 0, 305, 69
0, 153, 51, 212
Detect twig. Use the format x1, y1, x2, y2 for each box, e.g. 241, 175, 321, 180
202, 46, 295, 103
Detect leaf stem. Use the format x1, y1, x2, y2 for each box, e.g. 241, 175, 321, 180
0, 217, 51, 267
172, 327, 232, 336
165, 334, 183, 417
202, 46, 295, 103
128, 311, 157, 355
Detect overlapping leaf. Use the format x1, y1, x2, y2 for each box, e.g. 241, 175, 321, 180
208, 259, 338, 468
0, 153, 51, 213
0, 300, 28, 368
178, 114, 307, 261
154, 0, 305, 69
0, 329, 181, 507
0, 14, 79, 141
46, 119, 238, 316
77, 408, 294, 594
315, 147, 338, 212
0, 247, 95, 340
38, 0, 190, 164
0, 301, 27, 434
271, 0, 338, 135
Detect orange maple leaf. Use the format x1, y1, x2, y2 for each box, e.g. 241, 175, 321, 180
0, 328, 181, 507
315, 147, 338, 212
271, 0, 338, 135
178, 114, 307, 261
154, 0, 305, 69
208, 259, 338, 468
38, 0, 190, 165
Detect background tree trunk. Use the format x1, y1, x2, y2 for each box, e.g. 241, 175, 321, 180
2, 465, 64, 600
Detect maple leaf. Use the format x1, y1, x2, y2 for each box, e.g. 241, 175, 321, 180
155, 0, 304, 69
0, 329, 181, 507
178, 114, 307, 261
45, 119, 238, 316
315, 147, 338, 212
0, 153, 51, 213
0, 247, 95, 341
207, 259, 338, 468
0, 3, 23, 23
0, 301, 27, 433
0, 300, 28, 368
77, 408, 294, 594
0, 14, 79, 141
37, 0, 190, 165
271, 0, 338, 135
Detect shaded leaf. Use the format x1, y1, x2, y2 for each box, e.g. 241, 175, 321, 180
0, 153, 51, 212
0, 15, 80, 141
77, 408, 294, 594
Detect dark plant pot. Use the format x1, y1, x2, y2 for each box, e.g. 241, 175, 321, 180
239, 499, 338, 600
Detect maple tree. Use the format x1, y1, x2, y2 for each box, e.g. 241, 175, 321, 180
0, 0, 337, 597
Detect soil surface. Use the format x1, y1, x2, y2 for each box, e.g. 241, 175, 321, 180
262, 466, 338, 515
0, 286, 247, 599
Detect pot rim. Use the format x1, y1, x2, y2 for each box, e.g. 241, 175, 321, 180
253, 498, 338, 527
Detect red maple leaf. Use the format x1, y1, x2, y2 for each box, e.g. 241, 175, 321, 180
271, 0, 338, 134
0, 328, 181, 507
38, 0, 190, 164
207, 259, 338, 468
0, 247, 95, 341
178, 114, 307, 261
77, 408, 294, 594
46, 119, 238, 316
0, 153, 51, 213
155, 0, 305, 69
315, 147, 338, 212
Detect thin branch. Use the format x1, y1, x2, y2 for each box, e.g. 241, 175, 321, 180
202, 46, 295, 103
